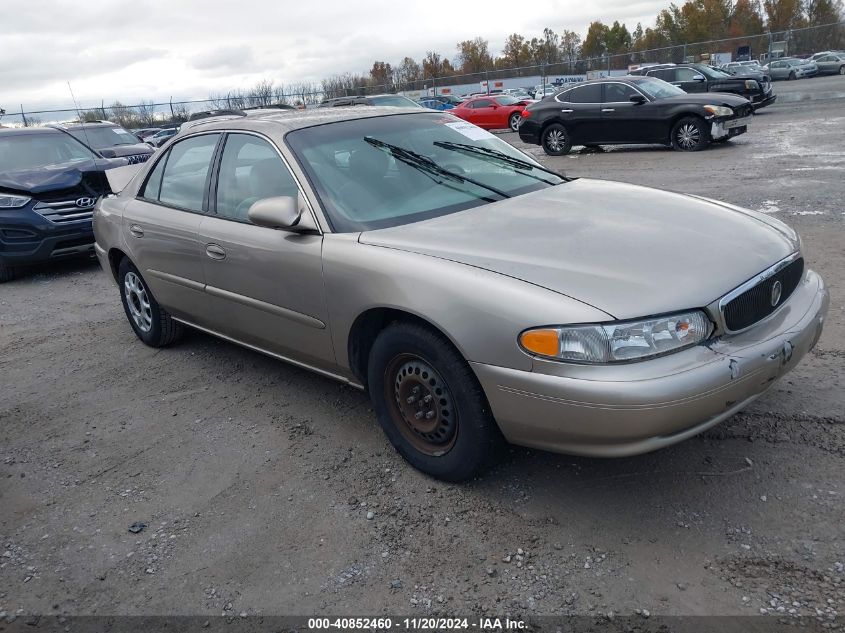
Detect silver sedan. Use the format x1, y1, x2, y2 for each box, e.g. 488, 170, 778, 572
93, 108, 828, 481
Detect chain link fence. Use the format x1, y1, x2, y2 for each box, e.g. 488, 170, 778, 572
3, 21, 843, 128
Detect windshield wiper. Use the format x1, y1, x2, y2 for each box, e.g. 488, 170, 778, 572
364, 137, 511, 201
433, 141, 566, 185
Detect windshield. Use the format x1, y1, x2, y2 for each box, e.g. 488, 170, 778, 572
0, 132, 99, 172
67, 125, 140, 148
369, 95, 423, 108
286, 112, 564, 232
633, 77, 686, 99
706, 66, 733, 77
786, 59, 802, 66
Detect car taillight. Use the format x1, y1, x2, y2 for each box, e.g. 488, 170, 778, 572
521, 110, 531, 118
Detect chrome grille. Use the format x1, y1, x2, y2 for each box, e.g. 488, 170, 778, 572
720, 254, 804, 332
33, 199, 96, 223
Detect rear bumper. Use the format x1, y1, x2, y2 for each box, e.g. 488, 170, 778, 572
0, 206, 94, 266
517, 119, 542, 145
472, 270, 828, 457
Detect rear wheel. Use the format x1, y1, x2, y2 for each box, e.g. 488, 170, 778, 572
508, 112, 521, 131
541, 123, 571, 156
0, 261, 17, 283
671, 116, 710, 152
839, 66, 845, 75
118, 257, 183, 347
788, 71, 796, 80
367, 322, 503, 481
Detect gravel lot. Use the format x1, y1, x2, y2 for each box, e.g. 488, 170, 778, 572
1, 76, 843, 622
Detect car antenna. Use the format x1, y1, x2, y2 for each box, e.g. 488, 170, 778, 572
67, 81, 95, 152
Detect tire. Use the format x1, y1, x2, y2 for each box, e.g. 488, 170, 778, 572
788, 71, 796, 80
508, 112, 521, 132
0, 261, 17, 283
541, 123, 571, 156
367, 322, 503, 481
118, 257, 183, 347
839, 66, 845, 75
671, 116, 710, 152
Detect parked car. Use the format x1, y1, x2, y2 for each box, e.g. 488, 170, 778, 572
631, 63, 775, 110
532, 84, 557, 99
722, 61, 765, 75
0, 127, 126, 282
131, 127, 161, 141
502, 88, 537, 102
809, 50, 845, 62
93, 107, 828, 481
424, 94, 464, 107
765, 58, 816, 80
450, 95, 528, 131
318, 94, 423, 108
814, 52, 845, 75
518, 76, 753, 155
419, 99, 455, 111
146, 127, 179, 147
57, 121, 154, 164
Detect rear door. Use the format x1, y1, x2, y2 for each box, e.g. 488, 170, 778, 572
122, 133, 220, 322
198, 132, 334, 369
555, 83, 604, 144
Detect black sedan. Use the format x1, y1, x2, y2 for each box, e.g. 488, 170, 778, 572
518, 76, 753, 156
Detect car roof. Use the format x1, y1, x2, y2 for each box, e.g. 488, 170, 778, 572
59, 121, 118, 129
0, 127, 64, 137
181, 106, 430, 134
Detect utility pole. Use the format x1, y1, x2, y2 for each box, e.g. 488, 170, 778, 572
20, 105, 28, 127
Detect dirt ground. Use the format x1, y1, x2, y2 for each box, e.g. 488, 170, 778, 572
1, 79, 843, 623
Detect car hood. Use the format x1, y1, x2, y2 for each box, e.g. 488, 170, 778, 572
359, 179, 799, 319
104, 143, 154, 157
656, 92, 751, 107
0, 158, 127, 194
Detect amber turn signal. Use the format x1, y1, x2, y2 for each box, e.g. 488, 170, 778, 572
519, 328, 559, 357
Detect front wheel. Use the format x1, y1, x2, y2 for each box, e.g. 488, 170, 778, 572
788, 71, 796, 80
118, 258, 183, 347
508, 112, 521, 131
0, 261, 18, 283
541, 123, 572, 156
367, 322, 503, 481
671, 116, 710, 151
839, 66, 845, 75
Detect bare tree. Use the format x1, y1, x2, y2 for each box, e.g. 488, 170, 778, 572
134, 100, 157, 125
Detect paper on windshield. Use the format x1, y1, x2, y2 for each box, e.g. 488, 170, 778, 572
445, 121, 496, 141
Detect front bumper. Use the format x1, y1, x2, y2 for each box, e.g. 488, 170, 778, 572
472, 269, 828, 457
0, 205, 95, 266
752, 92, 777, 109
711, 116, 750, 140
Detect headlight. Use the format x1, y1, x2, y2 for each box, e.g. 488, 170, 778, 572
744, 80, 758, 89
703, 105, 734, 117
0, 194, 32, 209
520, 311, 713, 364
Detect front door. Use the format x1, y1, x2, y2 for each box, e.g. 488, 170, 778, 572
122, 133, 220, 322
673, 67, 708, 93
198, 132, 334, 370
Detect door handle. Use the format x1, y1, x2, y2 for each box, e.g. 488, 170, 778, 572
205, 244, 226, 260
560, 109, 573, 113
601, 108, 615, 112
129, 224, 144, 238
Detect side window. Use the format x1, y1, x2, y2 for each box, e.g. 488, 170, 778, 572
604, 83, 639, 102
472, 99, 493, 108
568, 83, 602, 103
157, 134, 219, 212
648, 69, 674, 81
215, 134, 299, 223
676, 68, 699, 82
141, 152, 167, 200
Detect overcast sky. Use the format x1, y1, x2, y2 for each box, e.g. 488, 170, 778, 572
2, 0, 671, 114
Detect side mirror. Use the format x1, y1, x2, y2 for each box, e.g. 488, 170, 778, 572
629, 94, 646, 104
692, 74, 706, 81
248, 196, 318, 233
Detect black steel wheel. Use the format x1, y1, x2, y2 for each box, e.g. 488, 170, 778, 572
367, 322, 503, 481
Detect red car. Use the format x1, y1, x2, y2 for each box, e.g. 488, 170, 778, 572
450, 95, 527, 131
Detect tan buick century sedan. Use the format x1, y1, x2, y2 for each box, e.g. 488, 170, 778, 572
94, 107, 829, 481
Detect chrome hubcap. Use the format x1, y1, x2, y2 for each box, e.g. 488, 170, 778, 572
124, 272, 152, 332
546, 129, 565, 151
677, 124, 700, 150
